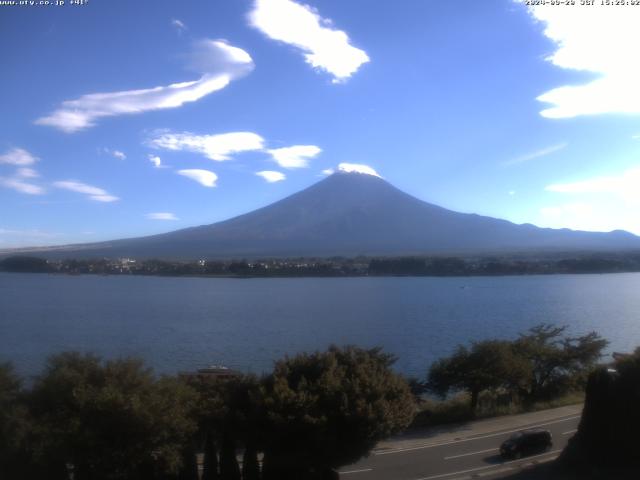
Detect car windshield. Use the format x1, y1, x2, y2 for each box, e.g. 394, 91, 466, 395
509, 432, 524, 440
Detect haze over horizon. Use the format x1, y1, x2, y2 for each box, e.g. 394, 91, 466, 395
2, 0, 639, 248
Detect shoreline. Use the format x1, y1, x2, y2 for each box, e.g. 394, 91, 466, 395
1, 269, 640, 279
3, 252, 640, 278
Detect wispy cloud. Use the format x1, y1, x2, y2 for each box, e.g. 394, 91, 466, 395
268, 145, 321, 168
503, 142, 567, 166
321, 168, 334, 176
0, 148, 44, 194
16, 168, 39, 178
541, 166, 640, 234
0, 228, 61, 248
107, 149, 126, 160
148, 155, 163, 168
0, 147, 38, 166
249, 0, 369, 83
146, 212, 179, 220
36, 40, 254, 132
546, 166, 640, 201
149, 131, 265, 161
256, 170, 286, 183
177, 169, 218, 187
0, 177, 45, 195
338, 162, 381, 178
171, 18, 187, 33
538, 202, 603, 231
538, 201, 639, 235
0, 228, 57, 237
521, 3, 640, 118
53, 180, 119, 202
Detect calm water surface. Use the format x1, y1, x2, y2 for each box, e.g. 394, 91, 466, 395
1, 272, 639, 378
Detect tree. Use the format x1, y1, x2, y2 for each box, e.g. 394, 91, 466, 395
0, 256, 52, 273
427, 326, 608, 409
187, 373, 265, 480
0, 363, 31, 478
427, 340, 526, 411
260, 345, 416, 479
515, 324, 608, 401
561, 347, 640, 470
188, 377, 225, 480
28, 352, 198, 480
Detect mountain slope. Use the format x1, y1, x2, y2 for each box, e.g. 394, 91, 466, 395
9, 172, 640, 259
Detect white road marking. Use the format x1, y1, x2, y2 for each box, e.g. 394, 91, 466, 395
414, 449, 562, 480
340, 468, 373, 475
375, 415, 580, 456
562, 429, 577, 435
444, 447, 498, 460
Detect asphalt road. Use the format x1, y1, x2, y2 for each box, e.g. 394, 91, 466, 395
338, 412, 580, 480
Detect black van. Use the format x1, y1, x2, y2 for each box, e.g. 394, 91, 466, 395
500, 429, 553, 459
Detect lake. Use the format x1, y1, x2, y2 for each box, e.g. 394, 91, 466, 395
1, 272, 639, 379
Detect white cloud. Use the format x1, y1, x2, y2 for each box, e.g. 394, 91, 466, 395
53, 180, 119, 202
91, 195, 119, 203
545, 166, 640, 202
147, 212, 179, 220
171, 18, 187, 33
36, 40, 254, 132
149, 131, 265, 161
541, 166, 640, 234
102, 148, 127, 160
249, 0, 369, 82
177, 169, 218, 187
16, 168, 38, 178
256, 170, 286, 183
321, 168, 334, 175
540, 202, 592, 218
503, 143, 567, 166
538, 202, 601, 230
184, 39, 254, 76
0, 147, 38, 166
148, 155, 163, 168
538, 201, 639, 235
267, 145, 321, 168
110, 150, 126, 160
0, 177, 45, 195
522, 3, 640, 118
0, 148, 43, 194
337, 162, 381, 178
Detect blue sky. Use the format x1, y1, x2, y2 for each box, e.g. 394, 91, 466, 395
1, 0, 639, 248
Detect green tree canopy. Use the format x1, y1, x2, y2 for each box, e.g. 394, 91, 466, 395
0, 363, 31, 477
261, 345, 415, 479
187, 374, 264, 480
561, 346, 640, 470
428, 340, 527, 410
28, 352, 198, 480
427, 324, 608, 410
515, 324, 608, 400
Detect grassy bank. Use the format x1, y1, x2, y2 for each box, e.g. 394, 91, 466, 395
409, 391, 584, 430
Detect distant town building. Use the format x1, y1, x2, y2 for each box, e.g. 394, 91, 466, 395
178, 365, 241, 381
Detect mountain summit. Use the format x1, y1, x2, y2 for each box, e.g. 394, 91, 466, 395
12, 171, 640, 259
